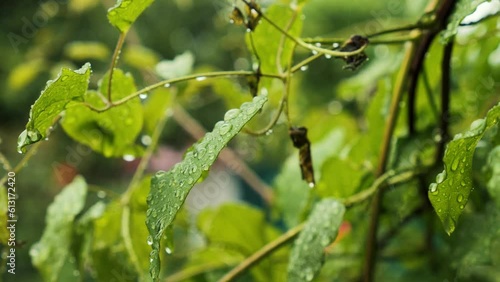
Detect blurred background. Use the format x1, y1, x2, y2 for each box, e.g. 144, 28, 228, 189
0, 0, 499, 281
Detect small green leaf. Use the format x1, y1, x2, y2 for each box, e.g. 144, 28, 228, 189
440, 0, 489, 44
61, 69, 144, 157
30, 176, 87, 282
146, 94, 268, 280
155, 51, 194, 80
17, 63, 91, 153
429, 102, 500, 235
107, 0, 155, 33
287, 199, 345, 281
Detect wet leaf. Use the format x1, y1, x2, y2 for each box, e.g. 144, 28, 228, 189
428, 102, 500, 235
17, 63, 91, 153
107, 0, 155, 33
30, 176, 87, 282
440, 0, 489, 44
289, 126, 315, 187
288, 199, 345, 281
146, 94, 268, 280
61, 69, 144, 157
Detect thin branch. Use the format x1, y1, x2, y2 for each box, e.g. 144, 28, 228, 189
107, 32, 127, 103
172, 104, 274, 204
219, 223, 305, 282
85, 71, 283, 112
363, 42, 417, 282
436, 39, 454, 162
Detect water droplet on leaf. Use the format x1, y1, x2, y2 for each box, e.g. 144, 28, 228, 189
224, 109, 240, 121
218, 122, 232, 135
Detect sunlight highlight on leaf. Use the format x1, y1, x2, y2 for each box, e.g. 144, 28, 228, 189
146, 94, 268, 280
429, 102, 500, 235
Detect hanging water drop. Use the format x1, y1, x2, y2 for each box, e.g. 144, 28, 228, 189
97, 190, 106, 199
147, 236, 153, 246
218, 122, 232, 135
300, 65, 309, 71
196, 76, 207, 81
139, 93, 148, 99
165, 247, 172, 255
164, 83, 171, 88
324, 54, 332, 59
308, 182, 315, 188
436, 171, 446, 184
141, 135, 152, 146
429, 183, 438, 194
265, 129, 273, 136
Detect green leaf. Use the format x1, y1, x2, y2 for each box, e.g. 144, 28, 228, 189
146, 94, 268, 280
107, 0, 155, 33
17, 63, 91, 154
428, 102, 500, 235
155, 51, 194, 80
64, 41, 110, 61
440, 0, 489, 44
248, 4, 303, 74
29, 176, 87, 282
287, 199, 345, 281
61, 69, 144, 157
196, 203, 288, 281
123, 45, 160, 69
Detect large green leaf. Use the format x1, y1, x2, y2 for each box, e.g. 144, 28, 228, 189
146, 94, 268, 280
107, 0, 155, 33
429, 102, 500, 235
61, 69, 144, 157
17, 63, 91, 153
287, 199, 345, 281
29, 176, 87, 282
440, 0, 489, 44
196, 204, 287, 281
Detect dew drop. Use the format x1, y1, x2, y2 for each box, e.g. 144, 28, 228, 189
324, 54, 332, 59
451, 157, 460, 171
469, 118, 485, 132
218, 122, 232, 135
429, 183, 438, 194
308, 182, 315, 188
155, 170, 166, 177
165, 247, 172, 255
97, 190, 106, 199
123, 154, 135, 162
224, 109, 240, 121
457, 194, 464, 203
61, 75, 69, 81
436, 171, 447, 184
311, 50, 318, 55
196, 76, 207, 81
141, 135, 152, 146
265, 129, 273, 136
187, 177, 194, 184
164, 83, 171, 88
147, 236, 153, 246
300, 65, 309, 71
139, 93, 148, 99
332, 43, 340, 48
241, 101, 256, 114
459, 204, 464, 209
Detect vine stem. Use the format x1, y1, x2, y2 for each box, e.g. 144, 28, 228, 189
85, 71, 283, 112
107, 32, 126, 103
219, 168, 423, 282
363, 41, 417, 282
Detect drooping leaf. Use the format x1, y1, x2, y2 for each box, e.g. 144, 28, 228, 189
287, 199, 345, 281
440, 0, 489, 44
61, 69, 144, 158
196, 204, 288, 281
17, 63, 91, 153
428, 102, 500, 235
29, 176, 87, 282
289, 126, 315, 187
107, 0, 155, 33
146, 94, 268, 280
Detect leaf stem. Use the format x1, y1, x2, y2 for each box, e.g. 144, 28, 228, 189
107, 32, 126, 103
